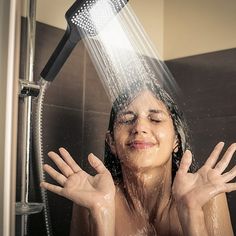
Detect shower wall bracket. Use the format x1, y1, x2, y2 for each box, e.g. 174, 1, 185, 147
19, 79, 40, 97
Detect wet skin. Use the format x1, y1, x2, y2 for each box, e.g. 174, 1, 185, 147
109, 90, 178, 172
41, 90, 236, 236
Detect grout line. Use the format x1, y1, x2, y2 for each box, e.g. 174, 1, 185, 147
43, 103, 110, 116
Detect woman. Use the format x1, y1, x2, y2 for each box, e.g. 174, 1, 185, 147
41, 81, 236, 235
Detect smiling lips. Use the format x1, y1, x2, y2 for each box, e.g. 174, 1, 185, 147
127, 140, 156, 149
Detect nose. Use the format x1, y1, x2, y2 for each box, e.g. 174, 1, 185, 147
130, 117, 150, 135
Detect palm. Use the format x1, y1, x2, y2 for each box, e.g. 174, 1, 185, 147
172, 142, 236, 208
63, 170, 114, 208
41, 148, 115, 210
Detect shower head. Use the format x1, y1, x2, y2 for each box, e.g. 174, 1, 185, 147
40, 0, 129, 82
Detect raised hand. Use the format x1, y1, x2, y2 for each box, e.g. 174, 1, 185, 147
40, 148, 115, 211
172, 142, 236, 209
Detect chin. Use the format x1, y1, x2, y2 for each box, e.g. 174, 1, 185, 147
123, 150, 170, 170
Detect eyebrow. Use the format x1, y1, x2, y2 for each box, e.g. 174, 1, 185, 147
118, 109, 168, 116
117, 111, 135, 116
149, 109, 167, 115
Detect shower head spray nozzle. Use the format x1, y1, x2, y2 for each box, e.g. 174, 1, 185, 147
40, 0, 128, 82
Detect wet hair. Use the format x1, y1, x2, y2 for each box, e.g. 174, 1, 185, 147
104, 80, 196, 183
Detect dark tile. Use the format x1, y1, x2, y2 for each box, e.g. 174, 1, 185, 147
28, 104, 84, 236
187, 116, 236, 166
84, 50, 112, 113
40, 104, 84, 163
165, 48, 236, 119
82, 111, 110, 173
187, 115, 236, 233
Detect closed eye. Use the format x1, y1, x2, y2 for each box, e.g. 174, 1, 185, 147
148, 113, 165, 123
116, 112, 136, 125
150, 118, 161, 123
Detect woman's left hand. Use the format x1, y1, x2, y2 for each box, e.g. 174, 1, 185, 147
172, 142, 236, 209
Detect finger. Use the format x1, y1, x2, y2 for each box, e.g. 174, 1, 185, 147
225, 183, 236, 193
40, 181, 64, 196
59, 147, 82, 173
204, 142, 225, 168
178, 150, 192, 174
48, 151, 74, 177
43, 164, 67, 186
222, 165, 236, 182
88, 153, 108, 174
214, 143, 236, 173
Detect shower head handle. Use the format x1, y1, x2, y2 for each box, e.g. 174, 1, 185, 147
40, 0, 87, 81
40, 24, 81, 81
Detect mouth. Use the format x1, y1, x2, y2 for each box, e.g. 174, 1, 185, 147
127, 140, 156, 150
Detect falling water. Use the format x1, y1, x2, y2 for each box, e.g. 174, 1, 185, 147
68, 1, 184, 235
71, 0, 181, 103
71, 3, 181, 235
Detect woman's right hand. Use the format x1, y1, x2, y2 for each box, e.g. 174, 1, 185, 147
40, 148, 116, 212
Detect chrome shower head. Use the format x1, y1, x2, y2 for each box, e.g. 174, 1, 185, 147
40, 0, 128, 82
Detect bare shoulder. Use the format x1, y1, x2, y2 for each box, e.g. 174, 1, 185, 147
203, 193, 234, 236
70, 203, 90, 236
114, 184, 131, 218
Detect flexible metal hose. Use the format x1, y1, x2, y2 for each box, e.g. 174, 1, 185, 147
34, 78, 53, 236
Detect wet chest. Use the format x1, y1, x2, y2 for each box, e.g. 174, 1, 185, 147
115, 193, 183, 236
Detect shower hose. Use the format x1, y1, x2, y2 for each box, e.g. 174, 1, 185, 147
34, 78, 53, 236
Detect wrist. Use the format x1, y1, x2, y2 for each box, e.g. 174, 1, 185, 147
90, 200, 115, 216
175, 194, 203, 211
175, 199, 208, 236
89, 200, 115, 236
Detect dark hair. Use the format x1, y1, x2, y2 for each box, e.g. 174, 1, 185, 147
104, 80, 196, 183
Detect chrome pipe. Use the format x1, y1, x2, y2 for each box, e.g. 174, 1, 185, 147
16, 0, 41, 235
20, 0, 37, 206
25, 0, 37, 83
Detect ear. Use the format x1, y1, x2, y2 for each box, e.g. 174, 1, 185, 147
106, 131, 117, 155
173, 135, 179, 153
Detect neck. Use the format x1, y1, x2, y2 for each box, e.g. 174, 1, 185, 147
121, 159, 173, 223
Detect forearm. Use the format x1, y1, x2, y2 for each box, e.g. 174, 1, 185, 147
177, 202, 208, 236
90, 202, 115, 236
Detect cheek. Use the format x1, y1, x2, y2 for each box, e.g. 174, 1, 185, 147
156, 126, 175, 139
155, 126, 176, 150
113, 128, 128, 149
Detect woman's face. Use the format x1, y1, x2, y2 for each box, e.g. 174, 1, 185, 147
109, 90, 178, 171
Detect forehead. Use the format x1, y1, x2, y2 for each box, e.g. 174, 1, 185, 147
123, 90, 169, 114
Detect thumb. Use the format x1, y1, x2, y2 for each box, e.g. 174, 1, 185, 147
88, 153, 108, 174
178, 150, 192, 174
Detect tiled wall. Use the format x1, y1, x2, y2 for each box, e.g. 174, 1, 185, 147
166, 50, 236, 235
18, 19, 236, 235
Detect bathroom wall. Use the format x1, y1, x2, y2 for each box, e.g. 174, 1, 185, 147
163, 0, 236, 59
18, 18, 236, 235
